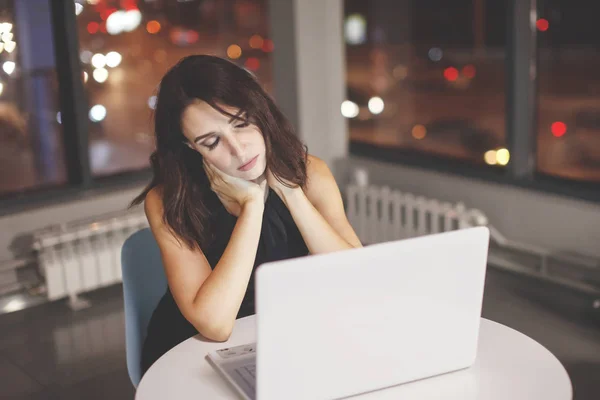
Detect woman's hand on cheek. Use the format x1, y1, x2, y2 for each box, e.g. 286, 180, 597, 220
204, 160, 266, 211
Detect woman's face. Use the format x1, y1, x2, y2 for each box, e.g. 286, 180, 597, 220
181, 100, 267, 181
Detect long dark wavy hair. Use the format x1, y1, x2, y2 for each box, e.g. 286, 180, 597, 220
131, 55, 308, 250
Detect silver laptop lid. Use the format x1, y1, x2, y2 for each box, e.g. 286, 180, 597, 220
255, 227, 489, 400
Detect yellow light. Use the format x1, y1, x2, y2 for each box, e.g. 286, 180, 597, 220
93, 68, 109, 83
227, 44, 242, 59
368, 97, 385, 115
3, 61, 15, 75
91, 53, 106, 68
105, 51, 122, 67
0, 23, 13, 33
1, 32, 13, 42
411, 124, 427, 140
4, 40, 15, 53
496, 148, 510, 166
249, 34, 264, 49
484, 150, 497, 165
0, 82, 4, 95
341, 100, 359, 118
83, 71, 89, 83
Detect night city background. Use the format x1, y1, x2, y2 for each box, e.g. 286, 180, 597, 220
1, 0, 599, 196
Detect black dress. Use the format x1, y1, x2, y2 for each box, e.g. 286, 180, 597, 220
140, 188, 309, 376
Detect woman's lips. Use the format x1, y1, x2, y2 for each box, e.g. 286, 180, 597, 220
238, 155, 259, 171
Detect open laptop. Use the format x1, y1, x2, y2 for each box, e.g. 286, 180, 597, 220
207, 227, 490, 400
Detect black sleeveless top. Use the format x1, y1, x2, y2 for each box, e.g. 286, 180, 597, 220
140, 188, 309, 376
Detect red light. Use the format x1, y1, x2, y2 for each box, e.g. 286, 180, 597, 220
261, 39, 274, 53
443, 67, 459, 82
123, 0, 138, 11
187, 31, 199, 44
101, 8, 117, 21
462, 64, 476, 79
536, 18, 549, 32
87, 22, 99, 34
551, 121, 567, 137
245, 57, 260, 71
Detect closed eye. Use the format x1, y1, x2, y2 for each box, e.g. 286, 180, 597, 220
202, 136, 220, 150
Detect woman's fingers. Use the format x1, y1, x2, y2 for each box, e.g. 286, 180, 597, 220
203, 160, 214, 180
204, 161, 230, 196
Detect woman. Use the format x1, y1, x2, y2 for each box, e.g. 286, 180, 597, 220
132, 55, 362, 376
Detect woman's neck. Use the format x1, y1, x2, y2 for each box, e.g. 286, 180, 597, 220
252, 174, 266, 186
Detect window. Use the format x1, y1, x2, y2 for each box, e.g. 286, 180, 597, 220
75, 0, 273, 177
0, 1, 67, 196
536, 0, 600, 182
344, 0, 508, 167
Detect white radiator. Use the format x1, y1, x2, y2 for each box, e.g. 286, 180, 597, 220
344, 171, 600, 301
345, 182, 487, 245
32, 208, 148, 308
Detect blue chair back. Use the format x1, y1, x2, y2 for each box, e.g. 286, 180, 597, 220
121, 228, 167, 387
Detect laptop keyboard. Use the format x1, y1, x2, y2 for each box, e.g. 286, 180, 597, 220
244, 363, 256, 379
232, 363, 257, 398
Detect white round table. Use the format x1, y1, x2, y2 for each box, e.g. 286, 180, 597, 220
135, 316, 572, 400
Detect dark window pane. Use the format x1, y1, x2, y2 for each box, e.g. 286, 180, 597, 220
536, 0, 600, 182
0, 1, 67, 196
345, 0, 507, 167
75, 0, 272, 177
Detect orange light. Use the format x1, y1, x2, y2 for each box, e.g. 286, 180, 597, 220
262, 39, 274, 53
462, 64, 476, 79
227, 44, 242, 59
536, 18, 549, 32
249, 34, 264, 49
411, 124, 427, 140
551, 121, 567, 137
443, 67, 459, 82
245, 57, 260, 71
87, 22, 99, 34
146, 20, 161, 34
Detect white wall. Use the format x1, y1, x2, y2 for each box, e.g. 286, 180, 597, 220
336, 156, 600, 259
0, 186, 145, 262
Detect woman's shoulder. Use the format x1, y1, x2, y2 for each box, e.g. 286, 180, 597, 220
144, 186, 165, 224
305, 155, 334, 188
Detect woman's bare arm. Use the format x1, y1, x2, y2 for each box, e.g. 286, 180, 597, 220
145, 188, 264, 342
275, 155, 362, 254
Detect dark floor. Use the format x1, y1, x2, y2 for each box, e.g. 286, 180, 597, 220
1, 267, 599, 400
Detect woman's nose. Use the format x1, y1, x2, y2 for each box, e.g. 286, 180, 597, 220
228, 137, 244, 158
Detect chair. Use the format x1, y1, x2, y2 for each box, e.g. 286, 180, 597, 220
121, 228, 167, 387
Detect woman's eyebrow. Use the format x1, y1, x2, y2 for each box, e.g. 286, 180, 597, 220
228, 110, 248, 123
